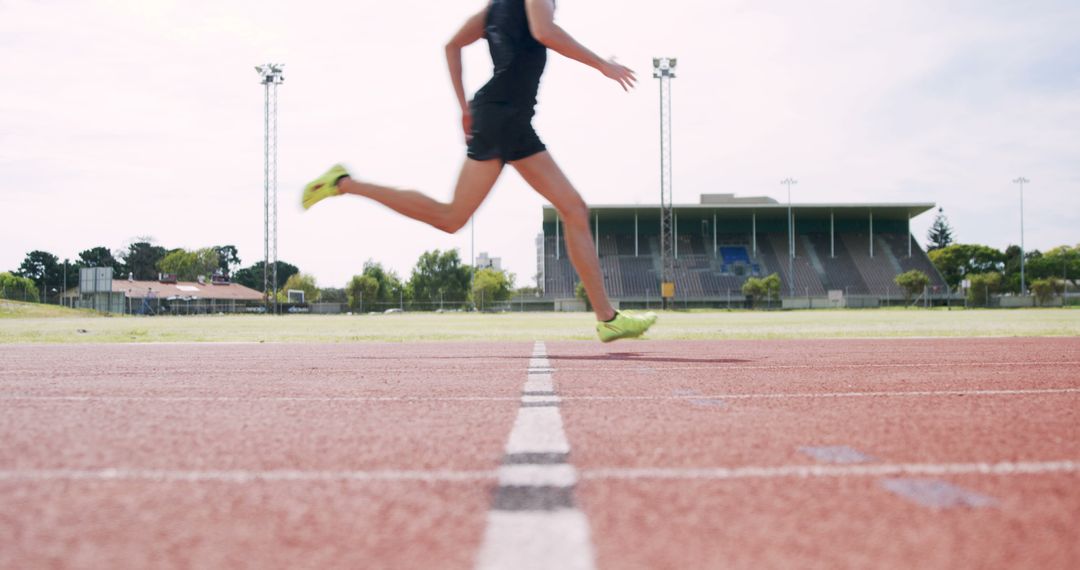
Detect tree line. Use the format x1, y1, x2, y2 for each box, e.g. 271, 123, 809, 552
924, 209, 1078, 304
2, 240, 521, 310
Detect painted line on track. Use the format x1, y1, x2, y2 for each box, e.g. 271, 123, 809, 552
4, 460, 1076, 484
6, 387, 1079, 403
474, 341, 596, 570
0, 468, 495, 483
581, 460, 1080, 481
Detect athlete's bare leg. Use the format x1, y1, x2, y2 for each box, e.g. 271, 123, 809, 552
337, 158, 503, 234
511, 151, 616, 322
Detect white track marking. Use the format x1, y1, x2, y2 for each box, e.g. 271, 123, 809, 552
498, 464, 578, 487
5, 388, 1078, 403
564, 388, 1080, 401
474, 341, 596, 570
4, 460, 1075, 484
0, 468, 495, 483
581, 460, 1080, 481
475, 511, 594, 570
505, 408, 571, 454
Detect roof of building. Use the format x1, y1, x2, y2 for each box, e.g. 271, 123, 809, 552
108, 280, 264, 301
542, 195, 936, 223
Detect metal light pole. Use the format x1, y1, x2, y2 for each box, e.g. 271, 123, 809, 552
781, 178, 798, 296
470, 215, 475, 311
1013, 177, 1029, 296
653, 57, 677, 309
256, 63, 284, 314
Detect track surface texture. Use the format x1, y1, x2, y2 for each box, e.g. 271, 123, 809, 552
1, 338, 1078, 569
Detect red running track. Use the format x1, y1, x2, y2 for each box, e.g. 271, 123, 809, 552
0, 338, 1078, 569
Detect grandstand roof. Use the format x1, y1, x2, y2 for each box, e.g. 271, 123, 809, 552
542, 198, 936, 223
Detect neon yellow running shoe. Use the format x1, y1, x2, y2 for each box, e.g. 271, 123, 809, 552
596, 310, 658, 343
301, 163, 349, 210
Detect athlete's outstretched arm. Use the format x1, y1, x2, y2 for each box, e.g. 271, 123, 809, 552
524, 0, 636, 91
446, 4, 489, 141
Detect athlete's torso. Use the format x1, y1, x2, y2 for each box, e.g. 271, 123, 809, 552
472, 0, 547, 108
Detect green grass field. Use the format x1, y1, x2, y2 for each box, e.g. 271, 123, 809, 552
0, 300, 1077, 343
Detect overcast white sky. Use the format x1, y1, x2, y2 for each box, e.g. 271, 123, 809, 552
2, 0, 1078, 287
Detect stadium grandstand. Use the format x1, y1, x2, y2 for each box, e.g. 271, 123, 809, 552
539, 194, 948, 307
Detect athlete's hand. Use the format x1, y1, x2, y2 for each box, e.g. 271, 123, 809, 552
462, 108, 474, 143
601, 58, 636, 91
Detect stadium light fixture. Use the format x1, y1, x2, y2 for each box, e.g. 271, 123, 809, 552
1013, 177, 1029, 296
781, 178, 798, 297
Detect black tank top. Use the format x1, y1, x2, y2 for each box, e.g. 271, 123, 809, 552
472, 0, 547, 109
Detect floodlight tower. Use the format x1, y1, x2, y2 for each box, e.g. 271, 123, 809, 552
1013, 177, 1029, 295
653, 57, 677, 309
256, 63, 284, 314
781, 178, 798, 296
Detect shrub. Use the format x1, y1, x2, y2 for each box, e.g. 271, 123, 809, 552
574, 281, 591, 311
0, 272, 39, 302
1030, 278, 1064, 306
742, 273, 781, 307
966, 272, 1002, 306
894, 270, 930, 304
346, 275, 379, 312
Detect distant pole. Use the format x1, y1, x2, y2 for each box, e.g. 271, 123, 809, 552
654, 56, 677, 309
470, 215, 475, 310
781, 178, 798, 296
1013, 177, 1029, 295
256, 63, 284, 314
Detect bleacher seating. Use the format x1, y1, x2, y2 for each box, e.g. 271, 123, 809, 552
540, 226, 939, 300
841, 233, 902, 297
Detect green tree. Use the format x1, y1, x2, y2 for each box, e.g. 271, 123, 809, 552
0, 272, 40, 302
762, 273, 781, 301
966, 272, 1002, 306
213, 245, 241, 276
78, 247, 120, 270
361, 261, 404, 302
233, 260, 299, 292
15, 250, 60, 301
741, 273, 780, 307
120, 241, 168, 280
156, 248, 220, 282
1030, 278, 1064, 306
894, 270, 931, 304
346, 275, 379, 311
928, 244, 1005, 288
741, 277, 766, 306
277, 273, 319, 303
925, 208, 954, 251
1030, 245, 1080, 286
574, 281, 591, 311
407, 249, 472, 308
473, 268, 513, 310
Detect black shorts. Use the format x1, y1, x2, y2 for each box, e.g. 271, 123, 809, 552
466, 103, 546, 163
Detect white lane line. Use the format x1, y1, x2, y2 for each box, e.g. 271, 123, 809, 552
505, 407, 571, 454
0, 396, 521, 402
7, 387, 1078, 403
477, 511, 594, 570
0, 468, 495, 483
4, 460, 1076, 484
475, 340, 596, 570
563, 388, 1080, 401
581, 460, 1080, 481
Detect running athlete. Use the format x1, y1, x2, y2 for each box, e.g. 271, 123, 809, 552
301, 0, 656, 342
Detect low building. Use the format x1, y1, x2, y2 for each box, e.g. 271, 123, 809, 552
72, 268, 264, 314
